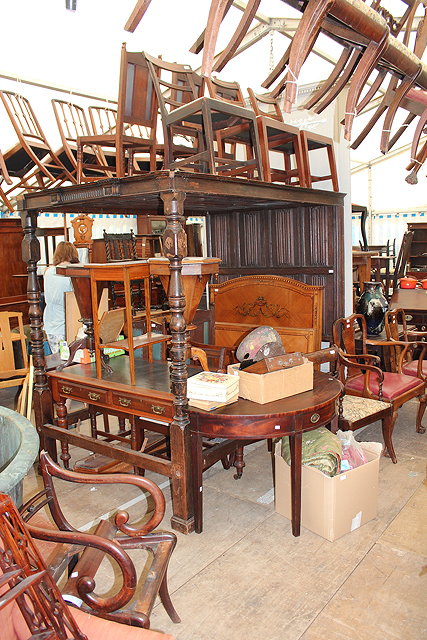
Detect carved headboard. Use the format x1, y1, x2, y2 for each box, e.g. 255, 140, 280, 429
210, 275, 323, 353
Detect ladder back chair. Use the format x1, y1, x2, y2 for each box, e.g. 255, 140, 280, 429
0, 90, 75, 189
89, 104, 161, 174
247, 88, 306, 185
143, 52, 264, 179
52, 99, 116, 182
333, 313, 426, 463
103, 229, 145, 311
77, 43, 159, 181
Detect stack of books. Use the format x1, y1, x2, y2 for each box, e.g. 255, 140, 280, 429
187, 371, 239, 411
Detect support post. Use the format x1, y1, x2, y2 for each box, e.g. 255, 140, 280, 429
161, 186, 194, 533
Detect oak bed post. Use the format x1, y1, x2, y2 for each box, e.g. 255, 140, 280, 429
161, 184, 194, 533
20, 207, 55, 452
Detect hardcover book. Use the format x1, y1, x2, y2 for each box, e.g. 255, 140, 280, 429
187, 371, 239, 402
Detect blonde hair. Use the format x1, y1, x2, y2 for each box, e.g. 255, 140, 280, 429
52, 241, 79, 266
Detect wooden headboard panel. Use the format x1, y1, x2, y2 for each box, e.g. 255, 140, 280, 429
210, 275, 323, 353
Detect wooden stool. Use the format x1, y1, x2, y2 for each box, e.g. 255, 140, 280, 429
299, 130, 339, 191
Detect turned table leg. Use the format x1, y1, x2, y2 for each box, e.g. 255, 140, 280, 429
56, 397, 71, 469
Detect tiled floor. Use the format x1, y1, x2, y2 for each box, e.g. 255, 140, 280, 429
21, 399, 427, 640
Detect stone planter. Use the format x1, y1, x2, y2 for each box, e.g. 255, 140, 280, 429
0, 407, 39, 507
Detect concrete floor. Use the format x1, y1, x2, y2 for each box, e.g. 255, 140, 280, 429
19, 398, 427, 640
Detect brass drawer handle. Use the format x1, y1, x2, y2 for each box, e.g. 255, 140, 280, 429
61, 386, 72, 395
88, 392, 101, 401
118, 397, 131, 407
151, 405, 165, 415
310, 413, 320, 424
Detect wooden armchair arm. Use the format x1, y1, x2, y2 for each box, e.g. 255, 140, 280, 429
27, 522, 137, 614
37, 451, 165, 537
304, 346, 338, 366
190, 341, 236, 373
407, 330, 427, 338
337, 348, 384, 399
341, 352, 381, 365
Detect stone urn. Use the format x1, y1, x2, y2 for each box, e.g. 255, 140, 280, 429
0, 407, 39, 507
356, 281, 388, 335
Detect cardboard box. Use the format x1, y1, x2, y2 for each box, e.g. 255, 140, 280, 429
274, 441, 382, 541
227, 359, 313, 404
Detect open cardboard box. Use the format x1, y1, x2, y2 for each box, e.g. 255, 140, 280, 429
275, 440, 382, 541
227, 359, 313, 404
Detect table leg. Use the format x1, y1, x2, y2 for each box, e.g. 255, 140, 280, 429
56, 397, 71, 469
289, 430, 303, 537
191, 430, 204, 533
169, 417, 194, 534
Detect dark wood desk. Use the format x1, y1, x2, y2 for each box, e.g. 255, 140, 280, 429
18, 171, 345, 534
45, 358, 200, 529
389, 288, 427, 328
190, 371, 342, 536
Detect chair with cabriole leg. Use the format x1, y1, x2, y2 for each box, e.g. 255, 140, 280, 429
333, 313, 426, 463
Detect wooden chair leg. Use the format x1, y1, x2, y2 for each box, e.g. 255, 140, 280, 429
158, 568, 181, 623
416, 393, 427, 434
382, 410, 398, 464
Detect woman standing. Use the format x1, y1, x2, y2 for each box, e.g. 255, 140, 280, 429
43, 241, 80, 354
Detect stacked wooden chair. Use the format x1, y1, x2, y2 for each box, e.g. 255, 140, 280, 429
143, 52, 264, 179
0, 90, 75, 192
52, 98, 117, 182
76, 43, 159, 181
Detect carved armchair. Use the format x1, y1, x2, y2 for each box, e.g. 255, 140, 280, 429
0, 492, 175, 640
333, 313, 426, 463
18, 451, 180, 630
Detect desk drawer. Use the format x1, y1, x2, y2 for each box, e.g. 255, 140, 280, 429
57, 382, 107, 404
111, 391, 173, 420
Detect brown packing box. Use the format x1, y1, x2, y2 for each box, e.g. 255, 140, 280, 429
227, 359, 313, 404
274, 441, 382, 541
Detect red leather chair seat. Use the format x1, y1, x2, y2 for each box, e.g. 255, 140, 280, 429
402, 360, 427, 377
346, 371, 423, 400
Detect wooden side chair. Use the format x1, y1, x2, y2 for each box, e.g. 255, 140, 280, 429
333, 313, 426, 463
247, 88, 306, 185
76, 43, 159, 181
305, 347, 394, 447
143, 52, 264, 179
385, 308, 427, 382
0, 312, 29, 405
0, 90, 75, 189
299, 130, 339, 192
18, 451, 180, 630
390, 230, 414, 292
204, 76, 259, 177
52, 99, 116, 182
103, 229, 145, 311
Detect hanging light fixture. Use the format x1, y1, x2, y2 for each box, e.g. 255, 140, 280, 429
65, 0, 77, 10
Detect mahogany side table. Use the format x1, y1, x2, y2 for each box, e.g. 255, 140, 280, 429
190, 371, 342, 536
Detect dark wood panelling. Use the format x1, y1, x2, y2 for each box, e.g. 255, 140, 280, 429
206, 205, 344, 341
0, 218, 28, 323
